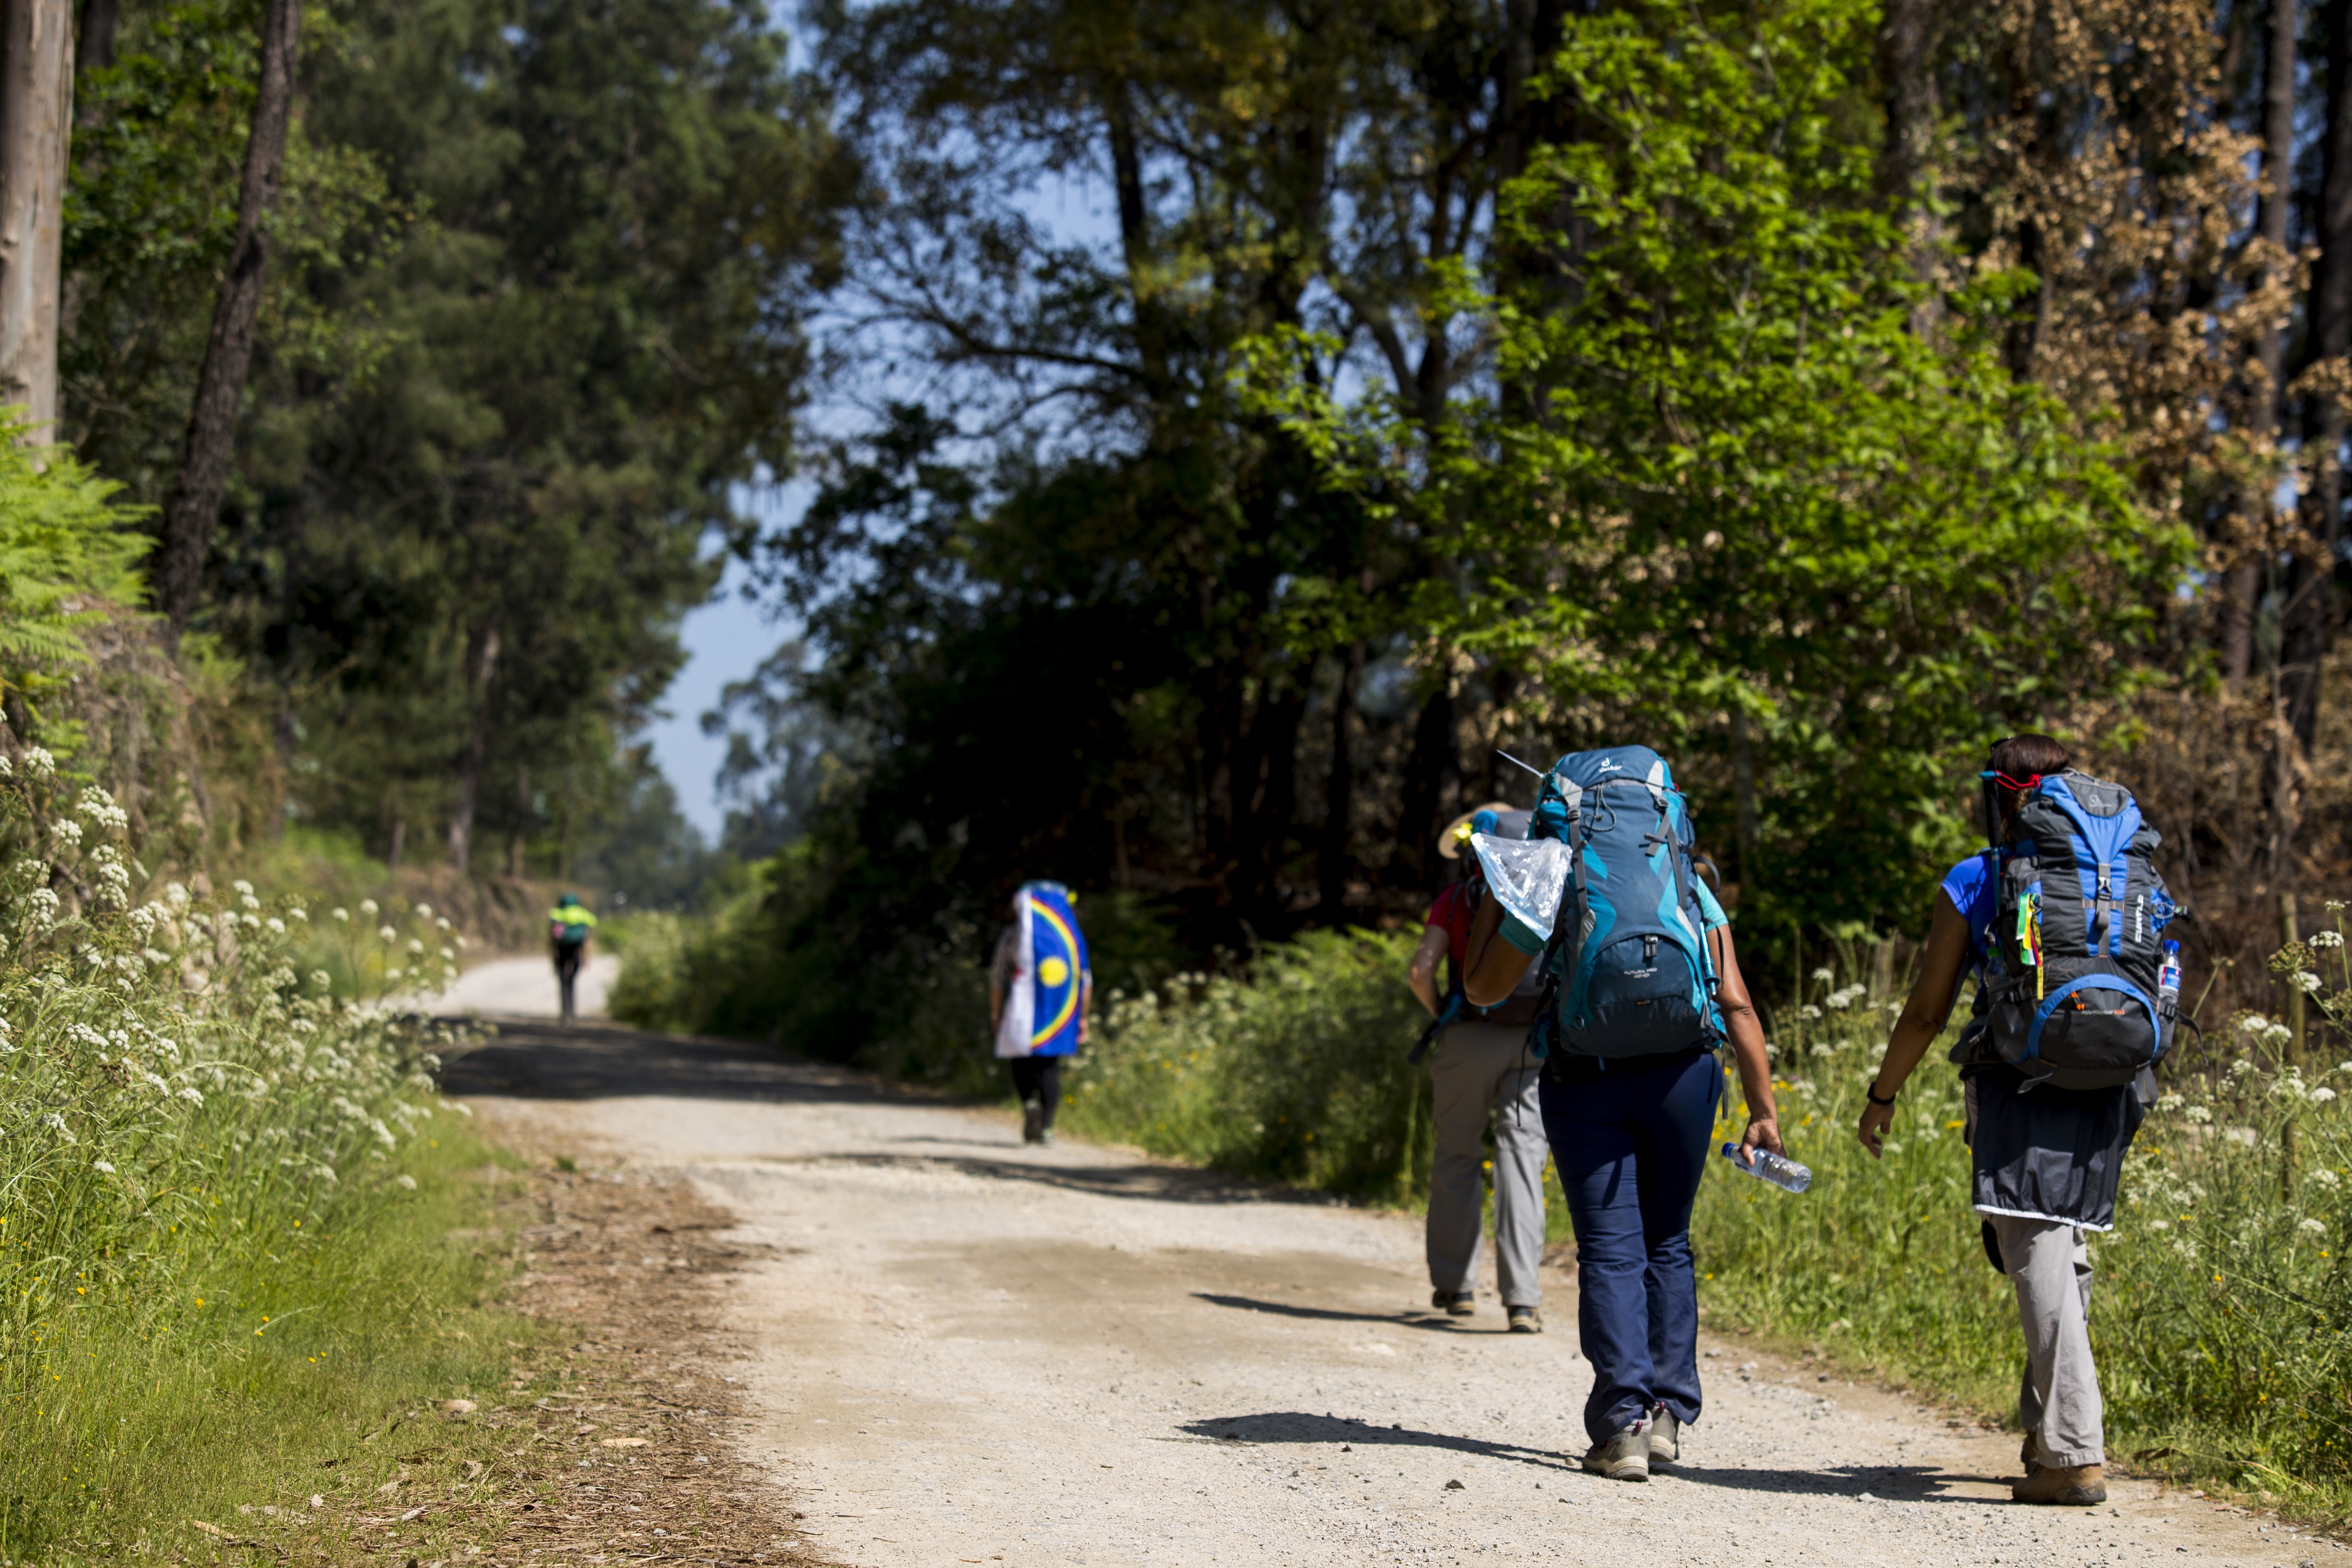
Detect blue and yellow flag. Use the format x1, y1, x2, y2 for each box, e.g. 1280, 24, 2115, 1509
994, 881, 1088, 1059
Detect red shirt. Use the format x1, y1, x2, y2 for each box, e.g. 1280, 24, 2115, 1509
1424, 879, 1481, 974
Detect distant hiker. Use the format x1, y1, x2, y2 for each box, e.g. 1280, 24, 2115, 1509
1861, 734, 2173, 1507
1406, 802, 1548, 1333
547, 892, 597, 1024
990, 881, 1091, 1145
1458, 746, 1781, 1483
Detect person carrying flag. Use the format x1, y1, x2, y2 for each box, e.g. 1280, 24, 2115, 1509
989, 880, 1092, 1144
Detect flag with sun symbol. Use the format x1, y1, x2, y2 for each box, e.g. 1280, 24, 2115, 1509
994, 880, 1089, 1058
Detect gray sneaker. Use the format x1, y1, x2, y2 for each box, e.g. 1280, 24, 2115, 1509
1582, 1421, 1650, 1482
1649, 1407, 1680, 1464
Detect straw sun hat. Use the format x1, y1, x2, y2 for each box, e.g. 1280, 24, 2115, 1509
1436, 800, 1521, 860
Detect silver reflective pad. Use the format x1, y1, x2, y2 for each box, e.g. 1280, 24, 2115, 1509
1469, 833, 1570, 942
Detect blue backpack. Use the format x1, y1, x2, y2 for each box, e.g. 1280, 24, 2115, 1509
1526, 746, 1723, 1062
1974, 770, 2176, 1090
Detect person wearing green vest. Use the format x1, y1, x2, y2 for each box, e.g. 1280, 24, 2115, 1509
548, 893, 598, 1023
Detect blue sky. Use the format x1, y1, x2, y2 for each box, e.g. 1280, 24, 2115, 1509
641, 551, 779, 839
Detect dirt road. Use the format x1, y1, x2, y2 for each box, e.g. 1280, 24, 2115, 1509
446, 1020, 2339, 1568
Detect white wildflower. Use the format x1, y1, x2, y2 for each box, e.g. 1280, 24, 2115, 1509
332, 906, 348, 922
438, 946, 454, 961
2300, 1218, 2329, 1235
165, 882, 189, 908
23, 887, 60, 931
49, 820, 80, 848
1800, 1004, 1822, 1020
0, 755, 12, 775
406, 938, 424, 955
2313, 1087, 2340, 1103
91, 1160, 114, 1174
394, 1173, 417, 1190
1811, 966, 1834, 984
2294, 971, 2325, 995
2148, 1219, 2169, 1231
177, 1086, 203, 1106
309, 970, 331, 990
435, 917, 451, 933
140, 1071, 167, 1093
2310, 1167, 2343, 1190
377, 925, 396, 943
2157, 1092, 2186, 1112
1808, 1042, 1834, 1058
231, 879, 254, 896
40, 1112, 69, 1141
23, 746, 53, 778
359, 898, 378, 917
369, 1117, 395, 1149
265, 917, 285, 934
2313, 930, 2346, 949
454, 934, 468, 950
414, 902, 432, 919
287, 906, 306, 922
2185, 1104, 2214, 1123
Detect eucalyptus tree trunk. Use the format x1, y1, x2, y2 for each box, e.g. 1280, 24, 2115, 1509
2229, 0, 2305, 693
153, 0, 299, 637
1876, 0, 1944, 327
0, 0, 74, 438
446, 619, 499, 872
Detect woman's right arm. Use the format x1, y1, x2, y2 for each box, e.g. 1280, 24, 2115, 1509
1856, 891, 1975, 1159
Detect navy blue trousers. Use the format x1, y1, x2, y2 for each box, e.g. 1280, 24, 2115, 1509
1540, 1047, 1721, 1446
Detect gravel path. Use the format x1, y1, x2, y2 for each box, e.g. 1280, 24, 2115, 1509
449, 1020, 2338, 1568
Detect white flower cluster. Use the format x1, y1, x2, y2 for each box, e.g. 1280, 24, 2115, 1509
1823, 985, 1868, 1011
2311, 929, 2345, 949
75, 786, 128, 833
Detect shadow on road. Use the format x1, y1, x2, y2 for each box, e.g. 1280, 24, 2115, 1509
1175, 1412, 1567, 1470
1191, 1292, 1462, 1330
437, 1018, 917, 1106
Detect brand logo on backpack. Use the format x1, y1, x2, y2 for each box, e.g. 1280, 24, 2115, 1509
1523, 745, 1723, 1066
1979, 770, 2177, 1091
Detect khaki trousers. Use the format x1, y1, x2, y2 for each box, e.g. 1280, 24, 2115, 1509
1426, 1022, 1547, 1308
1987, 1213, 2105, 1469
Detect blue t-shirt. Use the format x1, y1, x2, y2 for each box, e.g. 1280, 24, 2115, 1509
1939, 851, 2001, 974
1499, 875, 1728, 956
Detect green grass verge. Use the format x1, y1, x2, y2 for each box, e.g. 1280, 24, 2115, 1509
0, 1121, 551, 1561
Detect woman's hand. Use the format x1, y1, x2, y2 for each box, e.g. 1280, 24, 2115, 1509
1740, 1114, 1783, 1162
1857, 1099, 1894, 1160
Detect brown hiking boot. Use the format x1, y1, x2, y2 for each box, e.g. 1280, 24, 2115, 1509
2019, 1430, 2041, 1476
2012, 1463, 2105, 1505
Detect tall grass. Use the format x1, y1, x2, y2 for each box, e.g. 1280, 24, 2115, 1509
0, 749, 519, 1552
1061, 929, 1434, 1201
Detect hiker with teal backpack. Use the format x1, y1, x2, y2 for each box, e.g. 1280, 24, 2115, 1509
1458, 746, 1780, 1483
1860, 734, 2176, 1507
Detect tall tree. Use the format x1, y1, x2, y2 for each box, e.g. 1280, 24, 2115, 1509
0, 0, 74, 436
150, 0, 295, 636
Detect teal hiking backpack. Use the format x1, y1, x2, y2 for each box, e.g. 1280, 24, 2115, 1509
1524, 746, 1724, 1062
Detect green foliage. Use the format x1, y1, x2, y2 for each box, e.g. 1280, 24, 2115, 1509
1063, 928, 1432, 1201
0, 428, 149, 691
1249, 0, 2188, 948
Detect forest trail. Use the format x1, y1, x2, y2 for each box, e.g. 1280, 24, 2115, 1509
443, 1022, 2328, 1568
438, 952, 621, 1019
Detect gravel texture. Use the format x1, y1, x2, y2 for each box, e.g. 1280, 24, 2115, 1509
452, 1020, 2342, 1568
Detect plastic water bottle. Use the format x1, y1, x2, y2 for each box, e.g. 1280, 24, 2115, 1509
1720, 1143, 1812, 1194
2157, 940, 2182, 1014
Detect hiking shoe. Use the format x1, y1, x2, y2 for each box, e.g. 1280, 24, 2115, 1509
1649, 1406, 1680, 1465
1430, 1289, 1476, 1316
2020, 1430, 2042, 1477
1020, 1098, 1044, 1144
1507, 1305, 1542, 1334
1038, 1125, 1057, 1146
2012, 1463, 2105, 1505
1581, 1422, 1650, 1482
